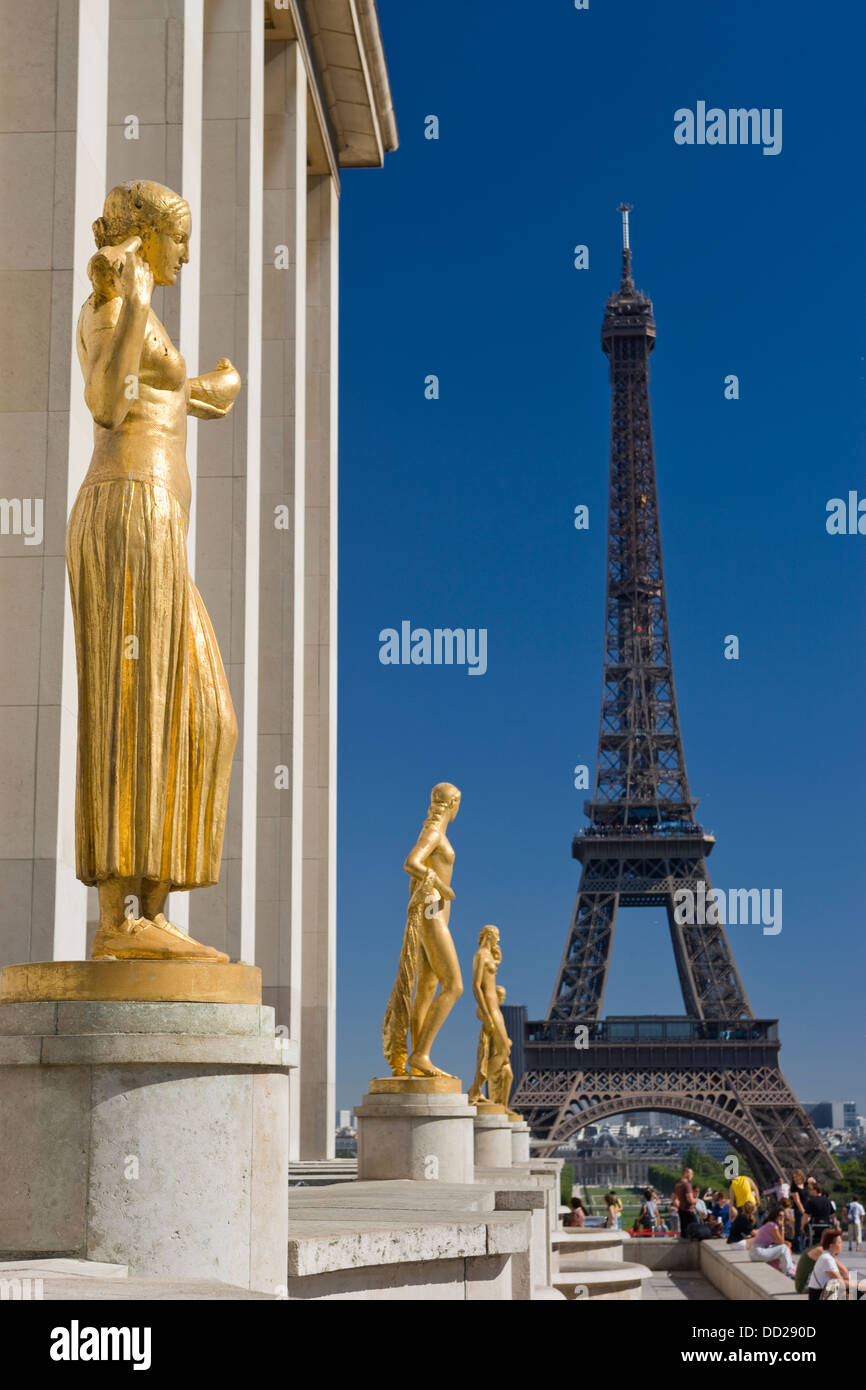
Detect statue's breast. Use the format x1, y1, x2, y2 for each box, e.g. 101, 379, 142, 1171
139, 311, 186, 392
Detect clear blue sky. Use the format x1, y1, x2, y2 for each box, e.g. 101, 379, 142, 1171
334, 0, 866, 1120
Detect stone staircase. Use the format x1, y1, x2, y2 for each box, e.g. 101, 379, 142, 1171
552, 1229, 653, 1301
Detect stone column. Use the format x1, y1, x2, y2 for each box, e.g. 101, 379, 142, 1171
300, 172, 338, 1159
188, 0, 256, 964
0, 0, 91, 974
258, 36, 307, 1159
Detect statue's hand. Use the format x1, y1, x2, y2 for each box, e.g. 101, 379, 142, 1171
195, 359, 241, 406
87, 236, 147, 302
116, 239, 153, 307
213, 358, 242, 404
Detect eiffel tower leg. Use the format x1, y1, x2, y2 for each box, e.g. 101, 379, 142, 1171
663, 862, 753, 1020
547, 869, 618, 1021
731, 1067, 843, 1191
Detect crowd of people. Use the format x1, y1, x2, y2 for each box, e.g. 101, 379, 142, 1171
564, 1166, 865, 1300
576, 823, 706, 839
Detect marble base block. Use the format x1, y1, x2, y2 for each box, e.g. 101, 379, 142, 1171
356, 1088, 476, 1183
510, 1120, 531, 1164
473, 1111, 513, 1168
0, 1000, 290, 1292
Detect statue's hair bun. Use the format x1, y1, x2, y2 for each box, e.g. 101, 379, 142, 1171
92, 181, 188, 248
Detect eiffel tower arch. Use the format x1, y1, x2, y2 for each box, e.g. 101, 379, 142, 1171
509, 209, 841, 1192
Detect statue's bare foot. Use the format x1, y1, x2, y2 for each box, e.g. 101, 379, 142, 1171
92, 916, 229, 962
152, 913, 229, 963
407, 1052, 455, 1079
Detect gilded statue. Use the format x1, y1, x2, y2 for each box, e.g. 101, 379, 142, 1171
467, 926, 514, 1108
66, 181, 240, 962
382, 783, 463, 1078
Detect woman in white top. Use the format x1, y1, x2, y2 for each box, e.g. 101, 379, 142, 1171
807, 1229, 850, 1300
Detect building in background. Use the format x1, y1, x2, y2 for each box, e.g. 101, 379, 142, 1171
807, 1102, 857, 1130
0, 0, 396, 1161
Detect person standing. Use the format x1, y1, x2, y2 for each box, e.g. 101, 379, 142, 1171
844, 1197, 864, 1253
674, 1166, 697, 1239
604, 1191, 622, 1229
567, 1197, 587, 1228
669, 1193, 680, 1234
790, 1169, 808, 1253
803, 1183, 836, 1248
729, 1171, 760, 1216
638, 1187, 660, 1233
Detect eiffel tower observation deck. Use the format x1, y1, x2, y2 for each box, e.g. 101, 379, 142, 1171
509, 210, 839, 1188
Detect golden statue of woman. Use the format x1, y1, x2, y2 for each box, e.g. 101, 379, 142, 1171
66, 180, 240, 961
382, 782, 463, 1078
467, 926, 513, 1108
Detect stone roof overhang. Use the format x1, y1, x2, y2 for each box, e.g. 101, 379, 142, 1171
265, 0, 398, 173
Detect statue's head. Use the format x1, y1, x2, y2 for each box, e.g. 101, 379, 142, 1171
93, 180, 191, 286
478, 924, 499, 950
429, 781, 461, 823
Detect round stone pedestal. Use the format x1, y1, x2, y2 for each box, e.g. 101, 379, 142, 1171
509, 1119, 531, 1163
356, 1083, 476, 1182
0, 998, 290, 1292
473, 1106, 513, 1168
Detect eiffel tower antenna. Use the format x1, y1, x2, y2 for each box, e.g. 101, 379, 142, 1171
507, 218, 841, 1190
617, 201, 633, 287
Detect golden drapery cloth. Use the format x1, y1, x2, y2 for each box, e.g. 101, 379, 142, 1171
66, 477, 237, 889
382, 871, 436, 1076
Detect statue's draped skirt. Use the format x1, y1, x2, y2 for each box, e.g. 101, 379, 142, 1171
66, 478, 237, 889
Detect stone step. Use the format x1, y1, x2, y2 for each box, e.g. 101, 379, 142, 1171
554, 1262, 653, 1302
553, 1229, 626, 1263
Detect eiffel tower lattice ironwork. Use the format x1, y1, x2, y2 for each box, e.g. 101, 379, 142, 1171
509, 209, 840, 1189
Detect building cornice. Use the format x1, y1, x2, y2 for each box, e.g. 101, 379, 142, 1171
266, 0, 398, 170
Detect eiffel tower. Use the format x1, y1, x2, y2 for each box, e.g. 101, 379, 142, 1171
508, 209, 840, 1190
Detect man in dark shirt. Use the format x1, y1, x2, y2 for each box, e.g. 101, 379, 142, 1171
673, 1166, 697, 1238
804, 1185, 835, 1244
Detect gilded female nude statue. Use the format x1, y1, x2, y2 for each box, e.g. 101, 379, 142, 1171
66, 180, 240, 961
467, 925, 514, 1108
382, 782, 463, 1078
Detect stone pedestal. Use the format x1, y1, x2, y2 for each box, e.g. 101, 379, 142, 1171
473, 1104, 513, 1168
356, 1079, 476, 1183
0, 997, 291, 1293
509, 1119, 531, 1164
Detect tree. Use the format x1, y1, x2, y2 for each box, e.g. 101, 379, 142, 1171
560, 1164, 574, 1208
